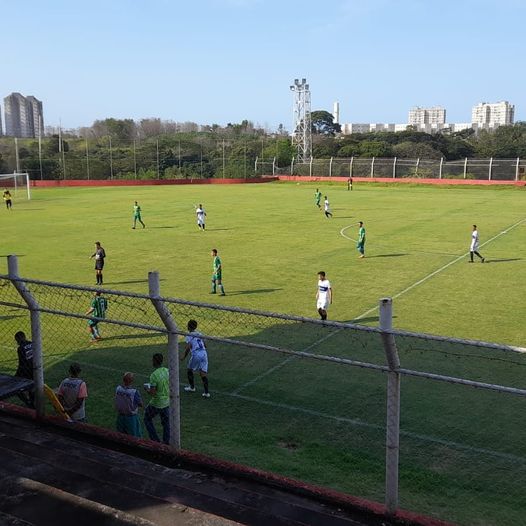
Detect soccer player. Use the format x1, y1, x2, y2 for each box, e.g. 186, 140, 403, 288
348, 176, 353, 191
211, 248, 225, 296
469, 224, 485, 263
316, 271, 332, 321
132, 201, 145, 229
3, 189, 12, 210
58, 363, 88, 423
90, 241, 106, 285
181, 319, 210, 398
315, 189, 322, 209
115, 372, 143, 438
196, 204, 206, 230
357, 221, 366, 258
86, 291, 108, 342
143, 353, 170, 444
14, 331, 34, 408
324, 196, 333, 218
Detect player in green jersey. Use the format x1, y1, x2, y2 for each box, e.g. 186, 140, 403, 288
132, 201, 146, 229
211, 249, 225, 296
356, 221, 366, 258
315, 189, 322, 209
86, 291, 108, 341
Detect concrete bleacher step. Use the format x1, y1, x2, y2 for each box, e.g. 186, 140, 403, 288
0, 417, 373, 526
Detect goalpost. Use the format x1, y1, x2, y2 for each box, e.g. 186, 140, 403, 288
0, 172, 31, 200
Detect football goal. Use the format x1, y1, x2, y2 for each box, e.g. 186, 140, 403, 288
0, 172, 31, 200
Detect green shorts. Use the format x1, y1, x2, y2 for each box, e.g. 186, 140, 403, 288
212, 272, 222, 281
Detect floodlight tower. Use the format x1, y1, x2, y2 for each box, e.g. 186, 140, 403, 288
289, 78, 312, 162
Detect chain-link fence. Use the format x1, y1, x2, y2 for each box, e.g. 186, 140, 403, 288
1, 258, 526, 525
2, 135, 524, 182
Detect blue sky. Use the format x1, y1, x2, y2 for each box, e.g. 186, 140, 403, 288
2, 0, 524, 130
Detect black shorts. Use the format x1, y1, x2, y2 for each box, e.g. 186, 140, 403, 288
95, 260, 104, 270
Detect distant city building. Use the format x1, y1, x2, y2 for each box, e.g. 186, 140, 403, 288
3, 92, 44, 137
333, 101, 340, 124
0, 105, 3, 136
471, 101, 514, 127
408, 107, 446, 126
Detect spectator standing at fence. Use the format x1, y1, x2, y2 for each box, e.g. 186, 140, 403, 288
182, 319, 210, 398
316, 271, 332, 321
58, 363, 88, 422
196, 204, 206, 230
90, 241, 106, 286
211, 248, 226, 296
324, 196, 333, 218
469, 225, 485, 263
132, 201, 146, 229
86, 290, 108, 342
3, 189, 12, 210
144, 353, 170, 444
356, 221, 366, 258
115, 372, 143, 437
315, 189, 322, 209
14, 331, 34, 408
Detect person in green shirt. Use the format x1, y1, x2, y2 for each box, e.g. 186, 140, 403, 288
85, 291, 108, 342
132, 201, 146, 229
357, 221, 366, 258
143, 353, 170, 444
211, 248, 225, 296
315, 188, 322, 209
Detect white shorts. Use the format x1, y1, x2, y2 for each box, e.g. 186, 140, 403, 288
317, 298, 330, 310
470, 242, 479, 251
188, 351, 208, 373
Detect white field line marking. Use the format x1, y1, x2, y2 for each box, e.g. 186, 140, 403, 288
62, 358, 526, 465
235, 216, 526, 395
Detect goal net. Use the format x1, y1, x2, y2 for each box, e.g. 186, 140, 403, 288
0, 172, 31, 200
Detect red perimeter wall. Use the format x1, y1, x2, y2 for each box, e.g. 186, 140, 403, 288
29, 176, 524, 187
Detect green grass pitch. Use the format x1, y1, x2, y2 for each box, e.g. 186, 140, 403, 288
1, 181, 526, 525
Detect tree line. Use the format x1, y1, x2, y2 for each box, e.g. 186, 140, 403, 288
1, 114, 525, 180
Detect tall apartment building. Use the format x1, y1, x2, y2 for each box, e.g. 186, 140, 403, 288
0, 105, 3, 136
471, 101, 514, 126
408, 107, 446, 126
3, 92, 44, 137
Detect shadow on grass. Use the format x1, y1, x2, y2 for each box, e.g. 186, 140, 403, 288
149, 226, 176, 229
366, 253, 407, 258
224, 288, 283, 296
485, 258, 523, 264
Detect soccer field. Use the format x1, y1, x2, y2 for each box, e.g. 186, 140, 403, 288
2, 181, 525, 345
2, 181, 526, 525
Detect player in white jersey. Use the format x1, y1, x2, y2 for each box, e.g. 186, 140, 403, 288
324, 196, 333, 218
196, 204, 206, 230
182, 319, 210, 398
469, 224, 485, 263
316, 271, 333, 321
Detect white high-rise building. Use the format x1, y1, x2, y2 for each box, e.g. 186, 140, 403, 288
0, 105, 3, 136
4, 92, 44, 137
408, 107, 446, 126
471, 101, 514, 126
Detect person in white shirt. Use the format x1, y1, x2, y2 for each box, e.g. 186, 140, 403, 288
196, 204, 206, 230
324, 196, 333, 218
469, 224, 485, 263
316, 271, 332, 321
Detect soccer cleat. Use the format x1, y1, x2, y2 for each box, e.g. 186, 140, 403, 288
209, 291, 216, 294
202, 392, 211, 398
481, 258, 485, 263
132, 227, 135, 229
184, 386, 196, 392
220, 292, 226, 296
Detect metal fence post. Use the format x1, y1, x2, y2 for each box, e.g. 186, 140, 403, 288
371, 157, 375, 178
439, 157, 443, 179
463, 157, 468, 179
489, 157, 493, 180
350, 156, 354, 178
329, 157, 333, 177
415, 158, 420, 177
291, 156, 295, 176
254, 156, 259, 175
7, 255, 45, 418
392, 157, 397, 179
516, 157, 520, 181
309, 157, 313, 177
148, 271, 181, 449
380, 297, 400, 516
272, 157, 276, 176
